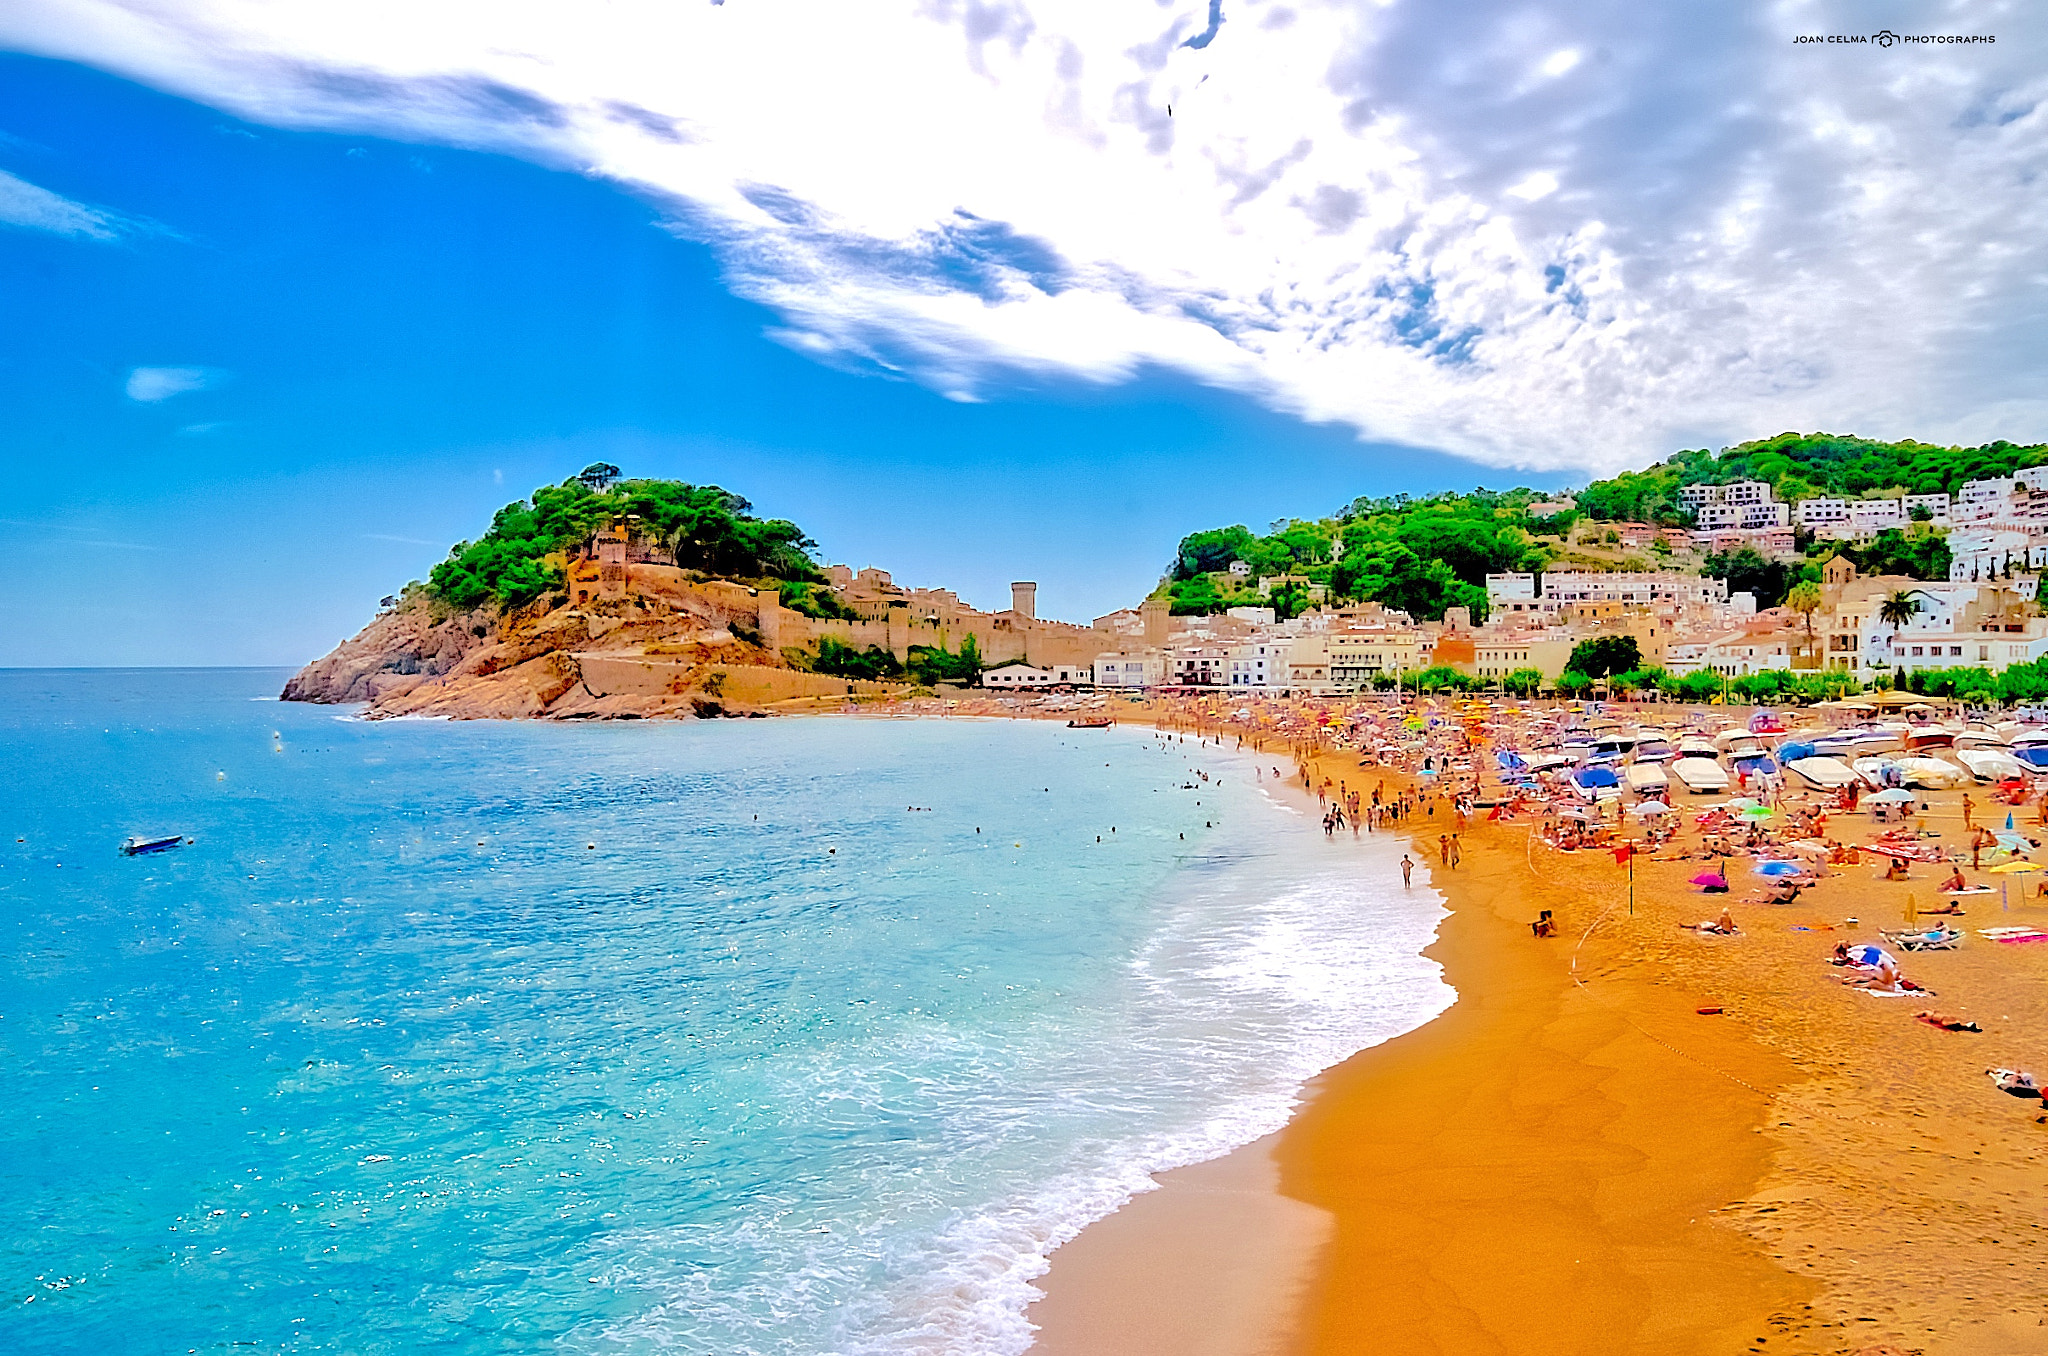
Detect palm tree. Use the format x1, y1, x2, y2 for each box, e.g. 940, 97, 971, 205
1786, 580, 1822, 662
1878, 589, 1926, 630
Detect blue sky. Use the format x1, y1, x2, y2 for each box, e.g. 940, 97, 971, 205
2, 2, 2042, 666
0, 54, 1544, 666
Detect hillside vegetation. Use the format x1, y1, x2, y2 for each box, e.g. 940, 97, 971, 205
1575, 434, 2048, 524
428, 467, 820, 611
1163, 434, 2033, 622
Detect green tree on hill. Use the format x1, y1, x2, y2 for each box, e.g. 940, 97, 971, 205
428, 473, 820, 610
1563, 635, 1641, 679
1701, 546, 1807, 609
1827, 528, 1951, 581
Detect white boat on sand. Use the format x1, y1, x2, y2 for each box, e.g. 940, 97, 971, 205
1669, 757, 1729, 793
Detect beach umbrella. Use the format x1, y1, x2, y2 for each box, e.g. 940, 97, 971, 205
1846, 944, 1896, 969
1868, 788, 1917, 804
1630, 801, 1674, 817
1726, 797, 1762, 810
1996, 832, 2032, 852
1691, 871, 1730, 890
1756, 860, 1801, 876
1990, 861, 2042, 873
1740, 805, 1775, 819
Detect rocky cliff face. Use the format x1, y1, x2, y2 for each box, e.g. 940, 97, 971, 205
281, 568, 852, 719
281, 604, 494, 705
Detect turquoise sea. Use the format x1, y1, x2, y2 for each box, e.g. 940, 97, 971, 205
1, 669, 1449, 1355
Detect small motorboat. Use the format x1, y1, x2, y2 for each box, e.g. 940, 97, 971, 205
1066, 717, 1113, 729
1669, 757, 1729, 793
120, 834, 187, 857
1894, 756, 1970, 790
1956, 748, 2030, 782
1567, 765, 1624, 802
1786, 756, 1859, 790
1731, 753, 1779, 782
1955, 724, 2010, 751
1905, 728, 1957, 753
1633, 732, 1675, 763
1676, 736, 1721, 761
1623, 762, 1669, 795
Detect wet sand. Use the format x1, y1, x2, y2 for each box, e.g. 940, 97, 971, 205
1032, 741, 2048, 1355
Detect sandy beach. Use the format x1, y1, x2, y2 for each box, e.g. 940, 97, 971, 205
1031, 704, 2048, 1356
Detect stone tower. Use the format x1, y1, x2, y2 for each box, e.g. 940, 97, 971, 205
1141, 595, 1170, 647
1011, 581, 1037, 619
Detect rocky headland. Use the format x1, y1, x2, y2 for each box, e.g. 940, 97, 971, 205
282, 564, 902, 719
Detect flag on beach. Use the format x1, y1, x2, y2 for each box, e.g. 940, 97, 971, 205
1613, 844, 1634, 864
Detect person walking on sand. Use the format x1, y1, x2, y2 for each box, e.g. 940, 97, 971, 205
1401, 854, 1413, 887
1962, 794, 1975, 831
1439, 833, 1451, 866
1449, 835, 1461, 868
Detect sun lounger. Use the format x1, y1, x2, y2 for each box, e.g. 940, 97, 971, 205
1880, 926, 1962, 951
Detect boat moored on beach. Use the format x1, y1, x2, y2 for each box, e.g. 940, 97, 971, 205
1669, 757, 1730, 793
1893, 756, 1971, 790
1623, 762, 1668, 795
1787, 756, 1859, 790
1956, 748, 2030, 782
1065, 717, 1113, 729
1567, 765, 1624, 802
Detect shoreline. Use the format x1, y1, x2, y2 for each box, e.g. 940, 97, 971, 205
1032, 738, 1812, 1353
1031, 717, 2048, 1355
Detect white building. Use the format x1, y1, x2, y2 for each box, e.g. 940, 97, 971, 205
1696, 499, 1791, 531
1955, 477, 2017, 523
1687, 629, 1795, 677
1092, 652, 1166, 688
1902, 493, 1952, 523
981, 662, 1093, 689
1168, 647, 1232, 686
1796, 497, 1849, 527
1949, 528, 2048, 582
1850, 498, 1904, 531
1224, 640, 1288, 687
1882, 628, 2048, 676
1537, 571, 1729, 609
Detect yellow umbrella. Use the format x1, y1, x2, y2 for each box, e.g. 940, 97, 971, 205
1990, 859, 2041, 911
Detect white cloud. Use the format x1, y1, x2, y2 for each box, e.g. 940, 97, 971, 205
9, 0, 2048, 476
0, 167, 126, 239
126, 366, 214, 402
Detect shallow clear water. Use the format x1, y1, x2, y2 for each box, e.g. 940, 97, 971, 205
0, 669, 1449, 1354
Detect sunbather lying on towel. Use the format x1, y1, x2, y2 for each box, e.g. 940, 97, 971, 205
1841, 955, 1930, 994
1922, 899, 1966, 915
1916, 1011, 1982, 1032
1989, 1068, 2042, 1098
1746, 879, 1805, 905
